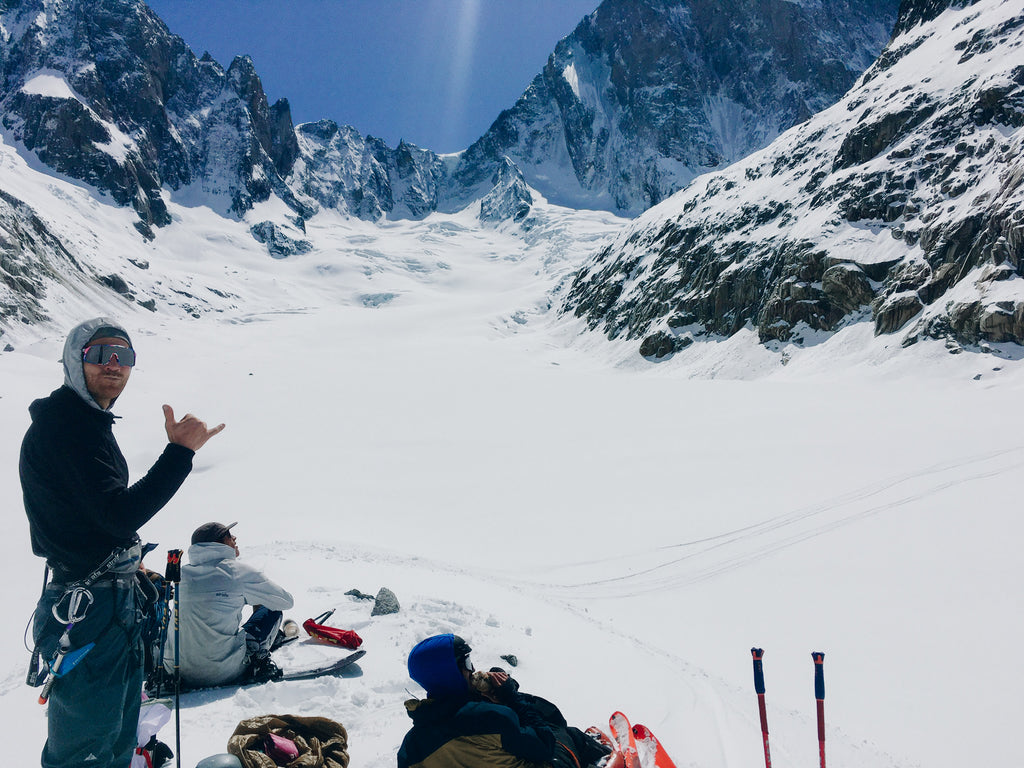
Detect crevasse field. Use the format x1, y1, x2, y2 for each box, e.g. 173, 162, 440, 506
1, 129, 1022, 768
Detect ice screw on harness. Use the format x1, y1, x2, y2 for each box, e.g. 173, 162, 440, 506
38, 587, 95, 704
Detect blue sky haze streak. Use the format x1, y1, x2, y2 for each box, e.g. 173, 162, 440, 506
145, 0, 600, 154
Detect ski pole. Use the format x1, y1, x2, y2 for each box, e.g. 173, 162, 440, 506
751, 648, 771, 768
166, 549, 183, 768
813, 652, 826, 768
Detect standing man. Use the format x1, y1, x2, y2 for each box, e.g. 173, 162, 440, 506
20, 317, 225, 768
165, 521, 294, 688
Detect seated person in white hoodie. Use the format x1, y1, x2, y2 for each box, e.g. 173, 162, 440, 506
164, 521, 294, 687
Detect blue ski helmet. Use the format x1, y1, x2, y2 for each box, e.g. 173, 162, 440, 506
407, 634, 472, 698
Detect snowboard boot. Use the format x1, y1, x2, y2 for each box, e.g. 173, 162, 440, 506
247, 650, 283, 683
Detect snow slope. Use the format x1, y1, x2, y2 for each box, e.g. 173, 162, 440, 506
1, 99, 1023, 768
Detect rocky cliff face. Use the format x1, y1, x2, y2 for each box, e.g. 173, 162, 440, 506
289, 120, 449, 221
0, 0, 303, 235
0, 189, 86, 328
452, 0, 899, 215
562, 0, 1024, 355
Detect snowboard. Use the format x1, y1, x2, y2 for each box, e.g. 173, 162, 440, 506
632, 723, 678, 768
160, 650, 366, 694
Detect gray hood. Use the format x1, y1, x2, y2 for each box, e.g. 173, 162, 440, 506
62, 317, 133, 411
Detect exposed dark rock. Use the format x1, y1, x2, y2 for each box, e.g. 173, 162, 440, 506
892, 0, 974, 38
834, 98, 938, 171
639, 330, 681, 359
370, 587, 400, 616
822, 264, 876, 313
978, 301, 1024, 343
99, 273, 132, 297
874, 292, 924, 334
249, 221, 313, 259
345, 589, 376, 601
0, 189, 87, 324
479, 158, 533, 224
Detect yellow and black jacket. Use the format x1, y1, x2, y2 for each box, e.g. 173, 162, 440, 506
398, 692, 556, 768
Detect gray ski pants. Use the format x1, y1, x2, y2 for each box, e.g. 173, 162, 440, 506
33, 572, 146, 768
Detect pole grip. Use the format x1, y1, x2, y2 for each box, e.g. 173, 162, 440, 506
165, 549, 182, 583
813, 652, 826, 768
751, 647, 766, 694
813, 652, 825, 700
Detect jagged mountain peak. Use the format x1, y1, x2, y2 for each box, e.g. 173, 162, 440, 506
0, 0, 304, 227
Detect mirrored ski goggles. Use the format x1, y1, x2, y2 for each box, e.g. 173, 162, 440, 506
82, 344, 136, 367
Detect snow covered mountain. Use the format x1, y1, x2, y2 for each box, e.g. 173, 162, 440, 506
562, 0, 1024, 357
452, 0, 899, 215
0, 0, 898, 228
283, 0, 900, 219
0, 0, 901, 340
0, 0, 306, 234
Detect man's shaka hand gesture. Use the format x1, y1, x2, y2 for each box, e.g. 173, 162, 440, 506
163, 404, 226, 452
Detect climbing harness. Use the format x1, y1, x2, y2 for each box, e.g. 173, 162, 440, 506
38, 587, 95, 704
26, 541, 142, 691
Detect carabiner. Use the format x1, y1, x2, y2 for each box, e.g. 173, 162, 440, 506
51, 587, 94, 626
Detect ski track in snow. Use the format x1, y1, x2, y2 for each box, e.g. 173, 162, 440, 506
524, 443, 1024, 597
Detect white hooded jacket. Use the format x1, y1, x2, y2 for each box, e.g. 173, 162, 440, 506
163, 542, 293, 686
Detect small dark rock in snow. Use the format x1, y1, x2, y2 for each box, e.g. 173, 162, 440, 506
371, 587, 400, 616
500, 654, 518, 668
345, 588, 375, 601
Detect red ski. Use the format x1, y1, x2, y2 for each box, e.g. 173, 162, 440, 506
632, 723, 678, 768
608, 712, 642, 768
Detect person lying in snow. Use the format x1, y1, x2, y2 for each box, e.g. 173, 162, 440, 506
398, 633, 611, 768
163, 521, 294, 687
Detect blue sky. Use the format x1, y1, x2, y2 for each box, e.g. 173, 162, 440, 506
145, 0, 601, 154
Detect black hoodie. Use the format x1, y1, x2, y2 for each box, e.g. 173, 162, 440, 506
20, 384, 194, 580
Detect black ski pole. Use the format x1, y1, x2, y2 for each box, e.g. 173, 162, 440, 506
813, 652, 826, 768
751, 648, 771, 768
165, 549, 183, 768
